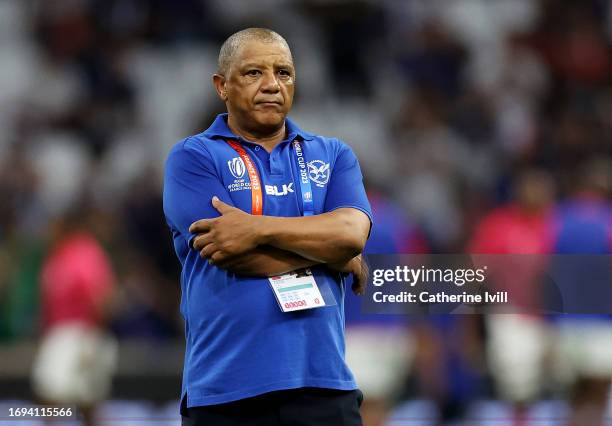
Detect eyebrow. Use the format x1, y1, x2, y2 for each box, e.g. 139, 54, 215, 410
240, 62, 294, 70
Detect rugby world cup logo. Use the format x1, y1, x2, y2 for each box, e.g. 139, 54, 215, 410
228, 157, 246, 179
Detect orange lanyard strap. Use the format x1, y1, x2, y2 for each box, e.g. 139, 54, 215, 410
226, 140, 263, 215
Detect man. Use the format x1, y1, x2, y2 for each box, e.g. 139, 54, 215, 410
163, 28, 372, 426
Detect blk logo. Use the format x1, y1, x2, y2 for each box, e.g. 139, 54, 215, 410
265, 183, 294, 196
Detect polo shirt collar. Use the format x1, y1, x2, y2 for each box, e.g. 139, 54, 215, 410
202, 113, 314, 142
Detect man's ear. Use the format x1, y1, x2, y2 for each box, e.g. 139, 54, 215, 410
212, 74, 227, 101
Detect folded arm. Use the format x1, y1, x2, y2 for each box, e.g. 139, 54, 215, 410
165, 144, 371, 284
214, 246, 368, 295
190, 197, 371, 265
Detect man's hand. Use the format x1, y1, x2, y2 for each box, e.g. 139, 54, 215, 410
328, 254, 369, 296
190, 197, 262, 264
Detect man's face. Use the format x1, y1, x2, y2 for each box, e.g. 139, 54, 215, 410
222, 40, 295, 134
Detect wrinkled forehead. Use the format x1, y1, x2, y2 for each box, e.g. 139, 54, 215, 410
230, 40, 294, 70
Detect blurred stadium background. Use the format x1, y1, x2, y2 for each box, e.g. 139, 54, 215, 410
0, 0, 611, 425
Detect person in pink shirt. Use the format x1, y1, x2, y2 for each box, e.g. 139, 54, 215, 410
32, 207, 118, 426
467, 169, 556, 425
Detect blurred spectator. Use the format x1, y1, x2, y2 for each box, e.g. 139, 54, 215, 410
530, 0, 611, 86
111, 250, 180, 340
121, 166, 180, 280
0, 143, 44, 341
392, 88, 493, 251
402, 315, 486, 425
301, 0, 385, 98
394, 19, 468, 99
467, 169, 557, 423
551, 158, 612, 426
31, 204, 118, 426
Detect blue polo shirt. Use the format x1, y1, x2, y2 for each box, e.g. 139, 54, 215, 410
163, 113, 372, 407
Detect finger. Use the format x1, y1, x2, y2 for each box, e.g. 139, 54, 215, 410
209, 250, 227, 265
192, 233, 214, 251
211, 196, 234, 214
361, 261, 369, 282
356, 279, 366, 295
357, 255, 369, 281
189, 218, 214, 234
200, 243, 219, 259
352, 279, 365, 296
352, 268, 368, 296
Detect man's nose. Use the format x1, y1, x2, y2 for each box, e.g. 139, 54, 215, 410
261, 71, 280, 92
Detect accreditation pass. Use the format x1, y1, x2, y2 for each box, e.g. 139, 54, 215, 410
269, 268, 326, 312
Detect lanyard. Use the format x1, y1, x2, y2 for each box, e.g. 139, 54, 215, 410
292, 140, 314, 216
226, 140, 263, 215
225, 139, 314, 217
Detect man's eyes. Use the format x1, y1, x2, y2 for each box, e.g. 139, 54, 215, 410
244, 69, 292, 77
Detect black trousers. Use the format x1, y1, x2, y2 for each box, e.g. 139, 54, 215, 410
181, 388, 364, 426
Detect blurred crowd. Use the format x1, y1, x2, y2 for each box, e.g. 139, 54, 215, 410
0, 0, 611, 424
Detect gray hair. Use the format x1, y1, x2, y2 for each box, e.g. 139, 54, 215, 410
217, 28, 292, 75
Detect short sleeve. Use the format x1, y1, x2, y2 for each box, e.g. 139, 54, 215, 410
163, 139, 233, 247
323, 141, 373, 224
